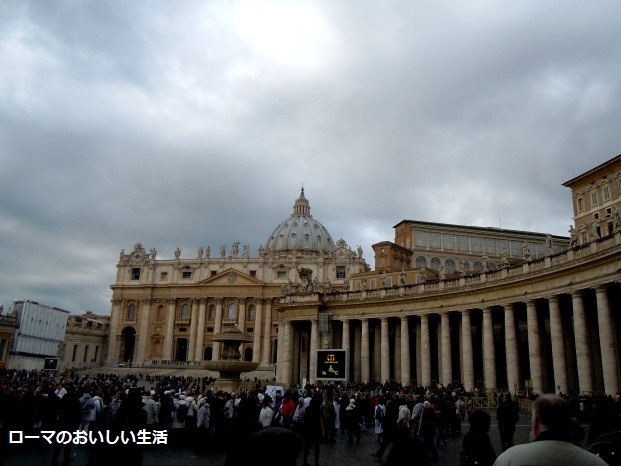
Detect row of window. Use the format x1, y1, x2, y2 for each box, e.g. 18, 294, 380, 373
131, 268, 344, 281
576, 180, 619, 212
125, 303, 258, 322
413, 231, 561, 257
70, 344, 100, 363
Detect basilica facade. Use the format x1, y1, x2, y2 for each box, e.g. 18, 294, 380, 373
107, 188, 369, 376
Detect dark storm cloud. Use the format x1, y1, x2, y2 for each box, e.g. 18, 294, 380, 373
0, 0, 619, 314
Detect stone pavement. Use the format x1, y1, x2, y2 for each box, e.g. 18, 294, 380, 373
2, 410, 591, 466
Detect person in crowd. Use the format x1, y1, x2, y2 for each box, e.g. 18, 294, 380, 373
420, 400, 439, 462
345, 397, 362, 444
302, 392, 324, 466
280, 391, 296, 428
258, 396, 274, 428
462, 409, 496, 466
497, 392, 519, 451
494, 394, 608, 466
374, 399, 398, 460
322, 391, 336, 443
374, 396, 386, 444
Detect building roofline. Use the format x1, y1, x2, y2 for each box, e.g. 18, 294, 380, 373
393, 219, 569, 240
562, 154, 621, 187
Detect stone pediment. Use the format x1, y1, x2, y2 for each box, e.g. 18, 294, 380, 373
197, 268, 264, 286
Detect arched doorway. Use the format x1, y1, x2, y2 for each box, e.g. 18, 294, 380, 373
121, 326, 136, 363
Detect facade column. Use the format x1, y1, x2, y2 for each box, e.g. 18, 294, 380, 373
504, 304, 519, 392
342, 319, 351, 381
354, 324, 361, 383
261, 299, 272, 364
400, 316, 411, 386
548, 295, 568, 393
420, 315, 431, 387
461, 310, 474, 391
253, 299, 263, 363
280, 320, 293, 386
309, 319, 319, 384
194, 298, 207, 362
107, 299, 122, 364
361, 319, 370, 383
373, 321, 381, 380
188, 299, 199, 361
482, 307, 496, 389
595, 285, 619, 395
213, 299, 223, 360
380, 318, 390, 383
136, 298, 152, 364
238, 298, 246, 330
162, 299, 175, 361
526, 300, 543, 394
572, 291, 594, 393
441, 312, 452, 386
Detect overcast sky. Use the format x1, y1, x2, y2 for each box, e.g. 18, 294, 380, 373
1, 0, 620, 315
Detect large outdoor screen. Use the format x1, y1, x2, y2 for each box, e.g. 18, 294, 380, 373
316, 349, 348, 381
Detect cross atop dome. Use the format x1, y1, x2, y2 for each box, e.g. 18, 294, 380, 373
293, 186, 311, 216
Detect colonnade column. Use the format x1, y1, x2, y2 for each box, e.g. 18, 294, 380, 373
261, 300, 272, 364
213, 299, 223, 360
361, 319, 370, 383
526, 300, 543, 394
441, 312, 452, 386
482, 307, 496, 389
572, 291, 593, 393
136, 298, 152, 364
420, 315, 431, 387
548, 295, 567, 393
309, 319, 318, 384
162, 299, 175, 361
342, 319, 350, 381
400, 316, 411, 386
380, 318, 390, 383
504, 304, 519, 392
194, 298, 207, 361
253, 299, 263, 363
595, 286, 619, 395
187, 299, 199, 361
461, 310, 474, 391
107, 299, 122, 364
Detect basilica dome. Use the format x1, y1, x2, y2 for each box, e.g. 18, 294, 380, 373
264, 188, 335, 254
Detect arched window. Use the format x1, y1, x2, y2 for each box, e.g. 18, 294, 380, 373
248, 305, 256, 321
180, 304, 190, 320
208, 305, 216, 321
156, 305, 164, 322
473, 261, 483, 272
445, 259, 456, 275
127, 304, 137, 321
416, 256, 427, 269
204, 347, 213, 361
244, 348, 253, 362
430, 257, 442, 271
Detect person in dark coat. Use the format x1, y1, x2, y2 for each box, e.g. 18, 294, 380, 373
374, 399, 398, 460
51, 385, 81, 466
302, 392, 324, 466
462, 409, 497, 466
497, 392, 519, 451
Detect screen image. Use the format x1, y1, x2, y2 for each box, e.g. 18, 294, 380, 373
316, 349, 348, 381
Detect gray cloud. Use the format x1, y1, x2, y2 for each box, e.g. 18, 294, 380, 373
1, 0, 619, 314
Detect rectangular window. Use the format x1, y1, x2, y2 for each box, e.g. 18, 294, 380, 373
577, 197, 584, 212
442, 234, 455, 251
484, 238, 496, 254
414, 230, 427, 248
370, 279, 376, 289
496, 240, 509, 256
510, 241, 522, 257
72, 344, 78, 363
428, 233, 441, 249
131, 268, 141, 280
211, 271, 217, 276
0, 339, 5, 359
83, 345, 89, 363
247, 327, 253, 333
94, 346, 99, 362
457, 235, 469, 252
336, 266, 346, 279
378, 257, 385, 266
276, 271, 287, 279
250, 271, 256, 278
591, 191, 599, 207
471, 237, 482, 253
160, 272, 168, 280
182, 271, 192, 279
603, 185, 611, 201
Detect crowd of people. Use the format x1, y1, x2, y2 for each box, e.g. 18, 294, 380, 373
1, 369, 621, 465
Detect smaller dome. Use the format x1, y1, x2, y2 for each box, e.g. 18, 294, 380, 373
264, 188, 335, 253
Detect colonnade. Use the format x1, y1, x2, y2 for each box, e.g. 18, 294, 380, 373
276, 283, 621, 395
